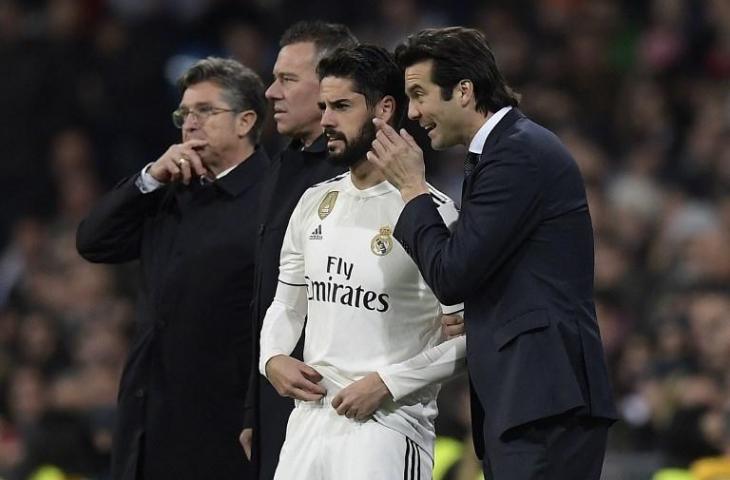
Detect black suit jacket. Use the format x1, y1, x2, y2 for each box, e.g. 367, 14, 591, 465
76, 149, 268, 480
244, 135, 346, 480
394, 109, 617, 457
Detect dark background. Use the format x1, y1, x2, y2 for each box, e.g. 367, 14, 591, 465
0, 0, 729, 478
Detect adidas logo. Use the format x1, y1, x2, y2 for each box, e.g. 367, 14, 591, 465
309, 225, 323, 240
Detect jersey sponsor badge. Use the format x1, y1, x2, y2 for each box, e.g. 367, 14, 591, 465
371, 226, 393, 256
318, 191, 339, 220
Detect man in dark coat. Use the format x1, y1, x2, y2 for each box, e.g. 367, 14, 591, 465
76, 57, 268, 480
368, 27, 618, 480
237, 21, 357, 480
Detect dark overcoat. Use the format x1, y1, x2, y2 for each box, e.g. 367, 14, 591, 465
77, 149, 269, 479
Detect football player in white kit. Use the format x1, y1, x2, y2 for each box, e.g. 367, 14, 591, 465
259, 44, 466, 480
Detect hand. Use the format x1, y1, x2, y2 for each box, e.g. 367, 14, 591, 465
331, 372, 391, 421
239, 428, 252, 461
148, 139, 209, 185
265, 355, 326, 401
441, 314, 465, 339
367, 118, 429, 203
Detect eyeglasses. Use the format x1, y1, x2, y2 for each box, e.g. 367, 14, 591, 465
171, 105, 235, 128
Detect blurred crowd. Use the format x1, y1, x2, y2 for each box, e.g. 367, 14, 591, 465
0, 0, 729, 479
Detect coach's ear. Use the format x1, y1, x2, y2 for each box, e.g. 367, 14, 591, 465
375, 96, 396, 124
455, 79, 474, 108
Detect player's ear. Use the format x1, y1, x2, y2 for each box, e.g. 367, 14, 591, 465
375, 96, 395, 124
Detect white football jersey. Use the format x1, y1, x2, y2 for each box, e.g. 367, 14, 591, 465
260, 172, 465, 455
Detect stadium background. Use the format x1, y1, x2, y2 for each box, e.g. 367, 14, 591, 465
0, 0, 729, 478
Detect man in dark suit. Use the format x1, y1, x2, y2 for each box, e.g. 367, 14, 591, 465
368, 27, 618, 479
237, 21, 357, 480
76, 57, 268, 480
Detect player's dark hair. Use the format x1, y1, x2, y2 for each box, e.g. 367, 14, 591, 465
395, 26, 519, 114
178, 57, 267, 142
317, 44, 406, 127
280, 21, 358, 62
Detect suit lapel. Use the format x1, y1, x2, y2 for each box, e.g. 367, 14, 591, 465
461, 108, 526, 199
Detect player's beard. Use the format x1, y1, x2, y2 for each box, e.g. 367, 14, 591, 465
325, 117, 376, 167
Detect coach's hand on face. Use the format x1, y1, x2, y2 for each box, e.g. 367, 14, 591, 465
148, 139, 210, 185
367, 118, 429, 204
441, 314, 465, 339
265, 354, 326, 401
331, 373, 391, 421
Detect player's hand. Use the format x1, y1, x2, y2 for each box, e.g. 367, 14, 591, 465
148, 139, 210, 185
331, 372, 391, 421
265, 355, 326, 401
367, 118, 429, 203
239, 428, 252, 460
441, 314, 465, 339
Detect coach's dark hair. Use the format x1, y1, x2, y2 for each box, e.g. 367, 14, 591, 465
280, 21, 358, 62
178, 57, 267, 142
317, 44, 406, 127
395, 27, 519, 114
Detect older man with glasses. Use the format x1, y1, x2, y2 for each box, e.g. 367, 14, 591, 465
76, 57, 268, 480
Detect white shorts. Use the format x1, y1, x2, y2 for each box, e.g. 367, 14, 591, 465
274, 399, 432, 480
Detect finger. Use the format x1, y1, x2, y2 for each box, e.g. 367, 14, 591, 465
294, 377, 326, 396
335, 399, 350, 416
444, 327, 463, 338
375, 129, 396, 150
178, 158, 192, 184
372, 117, 387, 130
167, 163, 182, 183
183, 139, 209, 149
291, 387, 324, 401
331, 393, 343, 409
371, 138, 389, 159
441, 315, 458, 326
374, 120, 401, 143
301, 366, 323, 383
443, 323, 463, 333
399, 128, 421, 151
180, 148, 207, 177
181, 148, 207, 177
367, 151, 384, 168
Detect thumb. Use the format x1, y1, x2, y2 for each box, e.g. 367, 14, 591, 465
331, 392, 343, 409
301, 365, 323, 382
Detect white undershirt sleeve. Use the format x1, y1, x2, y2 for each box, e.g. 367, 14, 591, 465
441, 303, 464, 316
259, 198, 309, 378
376, 334, 467, 402
135, 163, 164, 193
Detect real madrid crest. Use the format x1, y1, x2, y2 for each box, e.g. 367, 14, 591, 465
318, 191, 339, 220
371, 226, 394, 256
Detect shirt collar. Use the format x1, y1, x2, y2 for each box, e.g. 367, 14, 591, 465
215, 164, 237, 179
288, 133, 328, 155
342, 172, 397, 198
468, 106, 512, 154
213, 147, 269, 197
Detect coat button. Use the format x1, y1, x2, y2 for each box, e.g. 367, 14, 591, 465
135, 388, 145, 398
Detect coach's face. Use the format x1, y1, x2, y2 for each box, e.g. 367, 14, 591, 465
180, 81, 247, 167
404, 60, 465, 150
266, 41, 322, 145
319, 76, 382, 167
